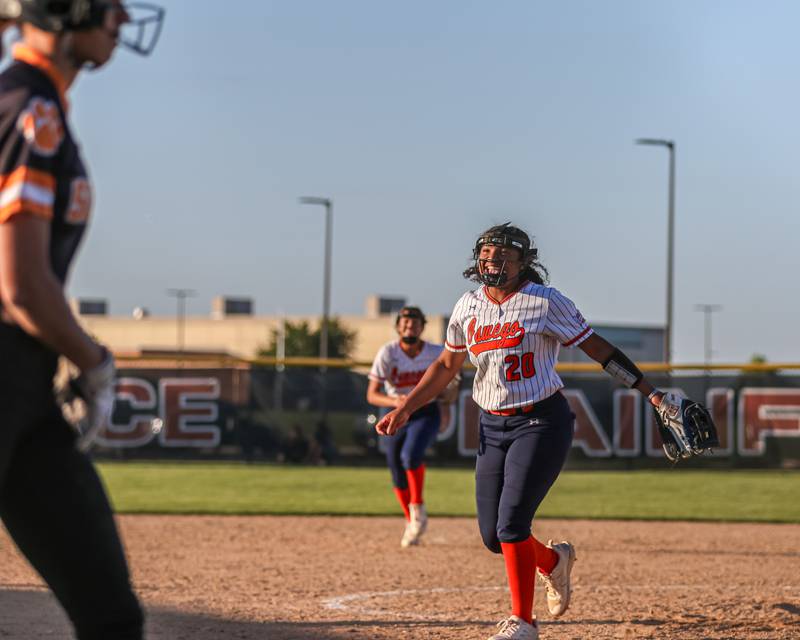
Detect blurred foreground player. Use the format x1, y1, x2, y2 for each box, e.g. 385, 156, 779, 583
0, 1, 164, 638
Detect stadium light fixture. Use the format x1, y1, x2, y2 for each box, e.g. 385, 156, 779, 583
299, 196, 334, 424
636, 138, 675, 364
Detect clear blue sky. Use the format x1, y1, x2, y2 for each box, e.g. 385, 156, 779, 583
38, 1, 800, 362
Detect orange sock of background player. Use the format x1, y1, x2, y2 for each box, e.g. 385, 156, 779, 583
500, 538, 537, 624
406, 464, 426, 504
393, 487, 411, 521
531, 535, 558, 575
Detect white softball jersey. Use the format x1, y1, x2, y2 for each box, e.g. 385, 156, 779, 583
445, 282, 593, 411
369, 341, 444, 398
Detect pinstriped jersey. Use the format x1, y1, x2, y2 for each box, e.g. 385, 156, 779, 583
0, 45, 91, 288
369, 340, 444, 398
445, 281, 592, 411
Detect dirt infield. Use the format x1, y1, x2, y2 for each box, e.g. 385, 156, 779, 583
1, 516, 799, 639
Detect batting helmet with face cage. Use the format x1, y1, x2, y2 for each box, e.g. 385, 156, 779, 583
18, 0, 164, 55
469, 222, 539, 287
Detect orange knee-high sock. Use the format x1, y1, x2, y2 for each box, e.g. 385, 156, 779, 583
393, 487, 411, 521
406, 464, 426, 505
500, 538, 537, 624
531, 535, 558, 575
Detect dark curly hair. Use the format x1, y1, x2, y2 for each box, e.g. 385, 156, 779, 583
462, 222, 549, 286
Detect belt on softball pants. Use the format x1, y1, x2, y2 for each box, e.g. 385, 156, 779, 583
486, 403, 537, 417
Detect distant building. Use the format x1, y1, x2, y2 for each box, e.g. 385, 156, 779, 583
558, 324, 665, 363
75, 295, 447, 363
364, 295, 407, 319
72, 297, 108, 316
74, 294, 662, 364
211, 296, 254, 318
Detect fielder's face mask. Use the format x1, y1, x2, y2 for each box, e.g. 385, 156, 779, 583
474, 233, 535, 287
22, 0, 165, 56
90, 1, 163, 56
116, 2, 164, 56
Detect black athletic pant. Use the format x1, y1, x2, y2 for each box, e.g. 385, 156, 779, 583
475, 391, 574, 553
0, 326, 143, 639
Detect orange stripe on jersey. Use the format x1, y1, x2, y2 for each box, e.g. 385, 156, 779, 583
0, 166, 56, 223
445, 341, 467, 351
0, 166, 56, 191
0, 199, 52, 223
12, 44, 69, 112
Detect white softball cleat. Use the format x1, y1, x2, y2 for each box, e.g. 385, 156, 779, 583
408, 502, 428, 539
537, 540, 576, 617
400, 521, 418, 548
487, 615, 538, 640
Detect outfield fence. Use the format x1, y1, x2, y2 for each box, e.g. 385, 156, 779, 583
98, 355, 800, 468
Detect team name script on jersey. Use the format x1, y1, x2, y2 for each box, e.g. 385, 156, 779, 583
467, 317, 526, 355
390, 367, 426, 388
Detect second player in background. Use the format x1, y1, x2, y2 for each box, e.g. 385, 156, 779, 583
367, 306, 458, 548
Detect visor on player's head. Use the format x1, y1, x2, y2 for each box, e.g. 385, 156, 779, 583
117, 2, 165, 56
396, 306, 426, 326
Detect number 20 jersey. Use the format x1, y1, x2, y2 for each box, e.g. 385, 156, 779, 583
445, 281, 593, 411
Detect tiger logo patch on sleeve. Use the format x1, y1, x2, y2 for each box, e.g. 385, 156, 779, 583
16, 97, 64, 157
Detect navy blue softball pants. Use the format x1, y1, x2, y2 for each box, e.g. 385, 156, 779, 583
475, 391, 574, 553
384, 402, 440, 488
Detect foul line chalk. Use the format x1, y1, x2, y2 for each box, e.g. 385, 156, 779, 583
322, 584, 800, 621
323, 586, 503, 620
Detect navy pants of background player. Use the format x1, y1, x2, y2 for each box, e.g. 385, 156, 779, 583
0, 326, 143, 640
475, 391, 574, 553
384, 402, 440, 487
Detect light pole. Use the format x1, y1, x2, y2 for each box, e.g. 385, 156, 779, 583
274, 316, 286, 413
166, 288, 196, 366
694, 304, 722, 368
299, 196, 333, 424
636, 138, 675, 364
299, 197, 333, 361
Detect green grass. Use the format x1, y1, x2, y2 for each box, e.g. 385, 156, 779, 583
96, 463, 800, 523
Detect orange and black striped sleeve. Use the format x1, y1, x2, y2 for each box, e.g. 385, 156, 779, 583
0, 88, 61, 224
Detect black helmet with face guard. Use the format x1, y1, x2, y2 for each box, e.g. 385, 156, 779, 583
18, 0, 164, 55
464, 222, 546, 287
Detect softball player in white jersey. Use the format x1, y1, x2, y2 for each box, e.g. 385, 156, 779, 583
368, 307, 443, 547
377, 223, 670, 640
